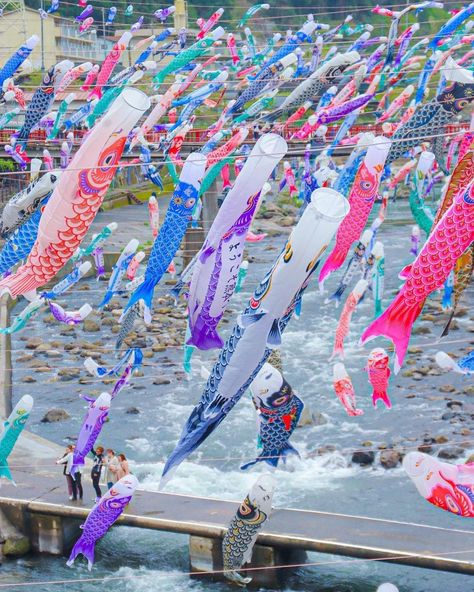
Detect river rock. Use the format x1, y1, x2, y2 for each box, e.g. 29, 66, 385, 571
441, 411, 459, 421
418, 441, 433, 453
421, 313, 436, 322
439, 384, 456, 393
380, 449, 401, 469
60, 326, 76, 335
412, 325, 431, 335
16, 355, 34, 363
258, 203, 279, 219
351, 450, 375, 465
0, 510, 30, 558
280, 216, 296, 227
34, 343, 53, 352
101, 317, 116, 326
21, 376, 36, 383
308, 445, 338, 457
438, 446, 464, 460
25, 359, 47, 369
266, 228, 284, 237
153, 376, 171, 386
45, 350, 63, 359
41, 408, 71, 423
83, 319, 100, 332
2, 535, 30, 557
129, 339, 148, 349
57, 368, 81, 381
297, 408, 327, 427
125, 407, 140, 415
25, 337, 43, 349
446, 401, 463, 409
64, 344, 78, 352
435, 435, 449, 444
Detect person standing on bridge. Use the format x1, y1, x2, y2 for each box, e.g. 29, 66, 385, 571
56, 445, 83, 502
116, 453, 130, 480
90, 446, 104, 502
105, 448, 119, 490
71, 465, 83, 502
56, 445, 74, 500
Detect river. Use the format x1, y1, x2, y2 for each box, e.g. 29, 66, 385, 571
2, 201, 474, 591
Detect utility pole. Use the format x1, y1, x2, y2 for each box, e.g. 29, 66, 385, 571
40, 0, 45, 72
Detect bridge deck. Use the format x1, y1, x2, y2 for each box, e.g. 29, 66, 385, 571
2, 463, 474, 576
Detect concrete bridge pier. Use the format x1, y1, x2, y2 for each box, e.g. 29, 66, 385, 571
0, 501, 81, 556
189, 535, 307, 588
28, 512, 82, 555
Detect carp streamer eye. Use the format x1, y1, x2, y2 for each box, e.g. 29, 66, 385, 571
239, 501, 252, 516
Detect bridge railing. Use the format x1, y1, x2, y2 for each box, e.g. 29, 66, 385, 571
0, 122, 468, 149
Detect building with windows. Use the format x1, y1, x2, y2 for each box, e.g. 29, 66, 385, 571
0, 7, 117, 69
0, 0, 188, 71
54, 17, 115, 63
0, 7, 56, 70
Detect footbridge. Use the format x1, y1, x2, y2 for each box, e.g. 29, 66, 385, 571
1, 433, 474, 587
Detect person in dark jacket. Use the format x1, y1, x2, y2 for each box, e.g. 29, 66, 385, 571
91, 446, 104, 502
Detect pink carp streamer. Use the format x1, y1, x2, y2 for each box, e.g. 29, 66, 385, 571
330, 279, 368, 360
0, 89, 149, 299
319, 137, 390, 289
361, 179, 474, 373
333, 363, 363, 416
404, 452, 474, 517
88, 31, 132, 100
366, 347, 391, 409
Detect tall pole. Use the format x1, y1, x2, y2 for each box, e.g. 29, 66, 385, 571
40, 0, 45, 72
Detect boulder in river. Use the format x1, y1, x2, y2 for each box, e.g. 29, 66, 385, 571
297, 408, 327, 428
21, 376, 36, 383
439, 384, 456, 393
351, 450, 375, 465
2, 535, 30, 557
57, 368, 81, 381
438, 447, 464, 460
41, 408, 71, 423
83, 318, 100, 332
153, 376, 171, 386
25, 337, 43, 350
380, 449, 401, 469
